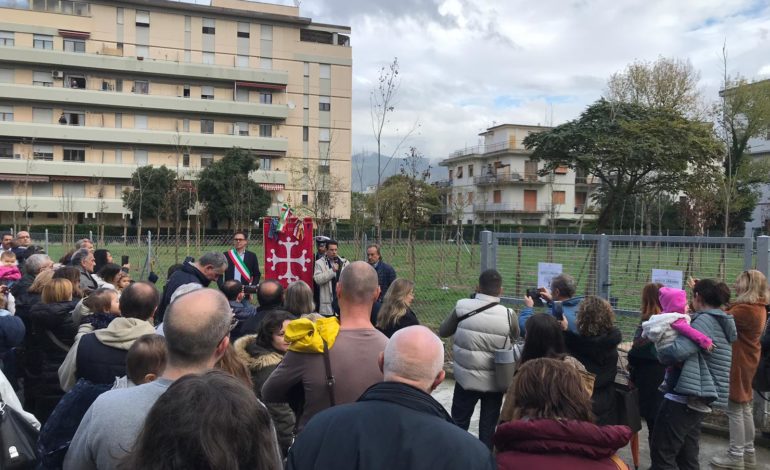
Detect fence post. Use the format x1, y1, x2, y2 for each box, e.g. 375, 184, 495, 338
89, 230, 93, 243
480, 230, 493, 273
142, 230, 152, 281
44, 229, 49, 255
757, 236, 769, 278
744, 237, 754, 272
597, 234, 610, 300
362, 232, 368, 261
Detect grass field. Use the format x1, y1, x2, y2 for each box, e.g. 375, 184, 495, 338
41, 236, 752, 342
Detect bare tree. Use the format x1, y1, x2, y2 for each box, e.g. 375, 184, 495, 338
14, 151, 35, 231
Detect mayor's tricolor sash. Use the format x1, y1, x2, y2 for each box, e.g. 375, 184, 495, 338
227, 249, 252, 283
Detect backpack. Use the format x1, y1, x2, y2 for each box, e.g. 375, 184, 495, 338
36, 378, 112, 469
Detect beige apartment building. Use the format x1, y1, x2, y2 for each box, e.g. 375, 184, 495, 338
0, 0, 352, 228
439, 124, 599, 227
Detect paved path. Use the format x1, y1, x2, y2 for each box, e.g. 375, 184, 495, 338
434, 378, 770, 469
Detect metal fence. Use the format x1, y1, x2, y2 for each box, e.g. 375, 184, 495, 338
480, 231, 757, 339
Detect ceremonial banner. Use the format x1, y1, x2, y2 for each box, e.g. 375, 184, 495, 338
263, 216, 314, 289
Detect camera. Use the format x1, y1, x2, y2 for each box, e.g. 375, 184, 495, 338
526, 288, 545, 307
242, 284, 259, 295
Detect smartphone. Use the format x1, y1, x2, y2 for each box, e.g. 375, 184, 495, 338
121, 255, 129, 265
552, 301, 564, 321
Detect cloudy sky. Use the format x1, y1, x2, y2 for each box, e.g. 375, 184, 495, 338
272, 0, 770, 160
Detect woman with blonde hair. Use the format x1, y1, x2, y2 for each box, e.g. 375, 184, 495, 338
711, 270, 768, 468
375, 278, 418, 338
493, 358, 631, 469
565, 295, 622, 425
283, 280, 315, 317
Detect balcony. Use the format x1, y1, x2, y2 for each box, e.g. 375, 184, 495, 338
473, 202, 552, 214
473, 172, 548, 186
0, 195, 128, 215
0, 46, 289, 85
575, 175, 600, 186
0, 122, 289, 152
0, 84, 289, 120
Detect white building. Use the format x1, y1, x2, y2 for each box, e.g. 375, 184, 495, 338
745, 134, 770, 236
439, 123, 599, 226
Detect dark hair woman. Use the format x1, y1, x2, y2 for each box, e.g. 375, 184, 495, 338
92, 249, 112, 274
53, 266, 83, 299
565, 295, 623, 426
627, 283, 665, 446
234, 310, 295, 456
118, 370, 281, 470
95, 263, 122, 290
493, 358, 632, 469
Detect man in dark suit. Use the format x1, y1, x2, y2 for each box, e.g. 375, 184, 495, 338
367, 244, 396, 302
218, 231, 261, 302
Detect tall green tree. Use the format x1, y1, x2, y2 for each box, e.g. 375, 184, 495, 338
197, 148, 271, 229
522, 99, 723, 231
122, 165, 176, 237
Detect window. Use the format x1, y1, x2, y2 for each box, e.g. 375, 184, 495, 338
468, 165, 474, 177
303, 126, 308, 142
319, 96, 330, 111
115, 113, 122, 128
0, 143, 12, 159
63, 39, 85, 53
34, 34, 53, 50
202, 18, 215, 34
236, 55, 248, 67
182, 154, 190, 167
260, 157, 271, 170
259, 124, 271, 137
234, 122, 248, 136
319, 64, 331, 79
0, 31, 14, 46
135, 10, 150, 26
317, 191, 330, 206
203, 52, 215, 65
134, 114, 147, 129
115, 149, 122, 163
65, 74, 86, 89
552, 191, 566, 205
468, 192, 474, 204
259, 58, 272, 70
0, 68, 13, 83
259, 91, 272, 104
319, 128, 330, 142
183, 85, 190, 98
33, 145, 54, 161
33, 71, 53, 87
47, 212, 58, 219
449, 169, 453, 180
182, 118, 189, 132
133, 80, 149, 94
63, 147, 85, 162
237, 22, 250, 38
302, 194, 308, 204
115, 79, 123, 92
491, 190, 503, 204
456, 166, 463, 178
0, 105, 13, 122
303, 62, 309, 77
136, 45, 149, 57
32, 107, 53, 123
184, 16, 191, 32
201, 119, 214, 134
302, 95, 309, 109
62, 110, 85, 126
261, 25, 273, 40
201, 86, 214, 100
134, 149, 148, 165
201, 154, 213, 167
116, 7, 124, 24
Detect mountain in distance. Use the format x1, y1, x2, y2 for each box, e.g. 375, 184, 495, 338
350, 151, 449, 192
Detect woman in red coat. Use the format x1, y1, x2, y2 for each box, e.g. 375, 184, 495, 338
711, 270, 767, 469
493, 357, 632, 470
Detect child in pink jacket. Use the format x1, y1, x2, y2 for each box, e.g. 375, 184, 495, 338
0, 251, 21, 288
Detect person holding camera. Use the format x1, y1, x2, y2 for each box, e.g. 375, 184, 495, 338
220, 280, 257, 340
313, 239, 348, 316
218, 231, 261, 305
519, 273, 583, 335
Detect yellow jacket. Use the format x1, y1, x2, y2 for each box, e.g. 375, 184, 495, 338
285, 316, 340, 353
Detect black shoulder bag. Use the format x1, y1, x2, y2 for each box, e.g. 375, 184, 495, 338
0, 393, 39, 469
457, 302, 499, 323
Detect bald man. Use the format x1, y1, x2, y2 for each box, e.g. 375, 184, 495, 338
263, 261, 388, 431
287, 326, 495, 470
65, 289, 235, 470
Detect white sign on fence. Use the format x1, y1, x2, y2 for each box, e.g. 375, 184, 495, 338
538, 262, 563, 289
651, 269, 683, 289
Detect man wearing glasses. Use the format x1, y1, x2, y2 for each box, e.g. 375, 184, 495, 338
219, 231, 261, 304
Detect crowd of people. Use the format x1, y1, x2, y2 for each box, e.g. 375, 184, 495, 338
0, 229, 769, 470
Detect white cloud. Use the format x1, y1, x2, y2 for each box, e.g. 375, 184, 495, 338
278, 0, 770, 159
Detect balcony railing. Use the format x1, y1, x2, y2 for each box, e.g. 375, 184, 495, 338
575, 175, 600, 185
473, 202, 552, 214
473, 172, 547, 185
449, 140, 517, 159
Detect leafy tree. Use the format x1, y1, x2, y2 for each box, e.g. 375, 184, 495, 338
522, 99, 723, 231
197, 148, 271, 229
122, 165, 176, 237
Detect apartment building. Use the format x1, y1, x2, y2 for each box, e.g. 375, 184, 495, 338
439, 124, 598, 226
0, 0, 352, 228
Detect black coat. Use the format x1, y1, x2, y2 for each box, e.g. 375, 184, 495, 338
565, 327, 622, 426
287, 381, 495, 470
75, 333, 128, 386
376, 308, 419, 338
156, 262, 211, 324
373, 261, 396, 301
219, 250, 261, 286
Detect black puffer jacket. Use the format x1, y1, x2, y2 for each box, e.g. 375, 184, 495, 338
565, 327, 622, 425
234, 334, 294, 456
155, 262, 210, 324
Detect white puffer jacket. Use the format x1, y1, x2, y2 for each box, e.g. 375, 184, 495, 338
442, 293, 519, 392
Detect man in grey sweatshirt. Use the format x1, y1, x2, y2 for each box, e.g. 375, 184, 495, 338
64, 289, 234, 470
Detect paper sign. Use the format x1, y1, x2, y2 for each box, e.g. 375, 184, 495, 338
651, 269, 683, 290
537, 263, 563, 289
